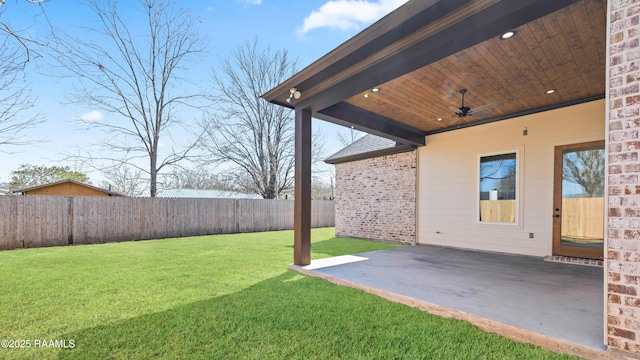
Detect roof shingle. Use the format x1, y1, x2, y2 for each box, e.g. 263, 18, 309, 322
324, 134, 414, 164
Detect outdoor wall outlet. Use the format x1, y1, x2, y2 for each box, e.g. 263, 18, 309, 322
529, 233, 534, 239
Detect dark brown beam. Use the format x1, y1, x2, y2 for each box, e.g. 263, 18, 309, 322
297, 0, 579, 113
294, 108, 311, 266
292, 0, 471, 101
262, 0, 471, 104
316, 102, 426, 147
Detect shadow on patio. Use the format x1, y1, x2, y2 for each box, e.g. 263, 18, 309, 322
291, 245, 605, 359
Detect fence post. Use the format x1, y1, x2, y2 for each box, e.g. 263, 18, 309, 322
67, 196, 74, 245
139, 198, 145, 240
234, 199, 240, 233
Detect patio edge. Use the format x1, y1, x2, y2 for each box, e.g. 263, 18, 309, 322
288, 264, 610, 360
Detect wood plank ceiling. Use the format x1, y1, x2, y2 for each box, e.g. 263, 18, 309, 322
343, 0, 606, 134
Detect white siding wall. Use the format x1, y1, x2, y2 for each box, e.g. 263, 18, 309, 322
417, 99, 605, 256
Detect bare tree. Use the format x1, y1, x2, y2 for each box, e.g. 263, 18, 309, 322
480, 155, 516, 200
337, 128, 362, 147
563, 149, 604, 197
163, 165, 231, 191
48, 0, 207, 196
0, 0, 48, 67
0, 1, 47, 151
100, 162, 148, 197
312, 177, 333, 200
0, 39, 43, 151
202, 39, 325, 199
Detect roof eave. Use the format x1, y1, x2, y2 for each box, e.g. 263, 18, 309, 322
261, 0, 464, 104
325, 144, 415, 164
263, 0, 582, 114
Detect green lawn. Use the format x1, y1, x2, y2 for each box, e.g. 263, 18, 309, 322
0, 228, 575, 359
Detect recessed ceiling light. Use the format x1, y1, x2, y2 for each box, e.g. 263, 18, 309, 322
371, 87, 380, 92
436, 117, 444, 121
500, 31, 516, 40
545, 89, 556, 94
364, 93, 369, 98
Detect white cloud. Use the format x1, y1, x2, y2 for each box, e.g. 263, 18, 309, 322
74, 110, 104, 123
297, 0, 406, 36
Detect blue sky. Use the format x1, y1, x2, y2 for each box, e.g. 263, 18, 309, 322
0, 0, 406, 183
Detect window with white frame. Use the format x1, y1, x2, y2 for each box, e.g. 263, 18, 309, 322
479, 152, 517, 223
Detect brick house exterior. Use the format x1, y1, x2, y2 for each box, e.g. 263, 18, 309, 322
335, 151, 416, 243
326, 135, 416, 244
607, 0, 640, 353
267, 0, 640, 356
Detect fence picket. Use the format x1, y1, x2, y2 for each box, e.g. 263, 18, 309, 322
0, 196, 334, 250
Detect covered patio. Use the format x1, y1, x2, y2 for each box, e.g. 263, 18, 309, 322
264, 0, 640, 356
263, 0, 608, 265
292, 246, 605, 358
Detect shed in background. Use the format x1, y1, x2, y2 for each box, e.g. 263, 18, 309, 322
13, 179, 123, 196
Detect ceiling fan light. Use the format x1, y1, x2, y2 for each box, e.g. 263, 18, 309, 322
500, 31, 516, 40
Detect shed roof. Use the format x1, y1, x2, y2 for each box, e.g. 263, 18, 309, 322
13, 179, 123, 196
324, 134, 414, 164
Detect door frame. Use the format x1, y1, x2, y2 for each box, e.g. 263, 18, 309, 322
552, 140, 605, 259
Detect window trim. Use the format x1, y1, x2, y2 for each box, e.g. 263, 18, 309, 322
476, 148, 522, 226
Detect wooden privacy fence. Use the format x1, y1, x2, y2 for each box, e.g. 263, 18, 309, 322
479, 200, 516, 223
0, 196, 335, 250
561, 197, 604, 241
479, 198, 604, 240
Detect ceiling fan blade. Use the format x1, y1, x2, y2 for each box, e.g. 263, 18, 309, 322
449, 106, 462, 114
450, 116, 460, 125
470, 102, 498, 113
470, 112, 491, 119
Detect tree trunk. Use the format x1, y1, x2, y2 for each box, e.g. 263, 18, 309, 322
150, 151, 157, 197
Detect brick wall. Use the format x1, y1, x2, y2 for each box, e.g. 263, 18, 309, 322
335, 151, 416, 244
608, 0, 640, 354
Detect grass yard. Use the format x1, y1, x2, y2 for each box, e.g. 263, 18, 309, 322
0, 228, 575, 359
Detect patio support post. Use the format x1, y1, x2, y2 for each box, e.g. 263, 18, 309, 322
294, 108, 311, 266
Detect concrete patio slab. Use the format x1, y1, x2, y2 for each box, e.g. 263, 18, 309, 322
290, 245, 607, 359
